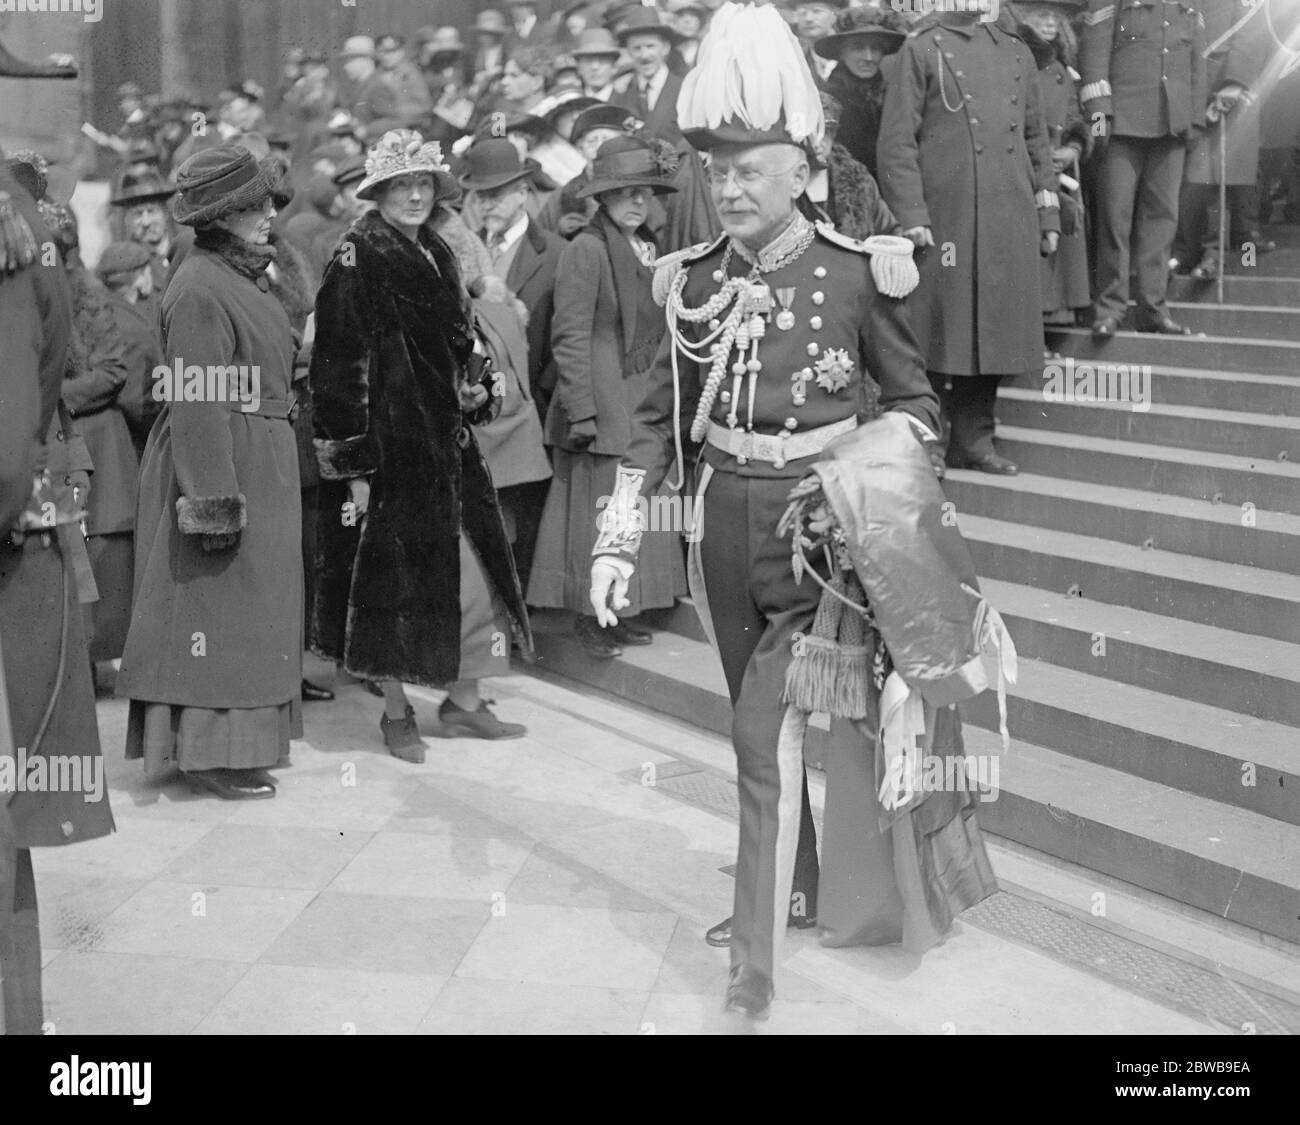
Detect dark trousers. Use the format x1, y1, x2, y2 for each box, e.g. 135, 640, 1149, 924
1094, 134, 1186, 319
929, 372, 1003, 462
699, 468, 821, 979
0, 843, 41, 1035
301, 485, 318, 642
498, 478, 550, 595
1173, 182, 1255, 267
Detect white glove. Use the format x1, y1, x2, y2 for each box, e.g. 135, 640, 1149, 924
590, 557, 633, 627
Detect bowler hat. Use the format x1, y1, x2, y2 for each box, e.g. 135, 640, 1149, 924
110, 168, 177, 208
577, 135, 678, 199
615, 8, 682, 45
457, 138, 536, 192
571, 27, 623, 57
474, 10, 510, 36
814, 6, 907, 60
172, 144, 282, 227
332, 154, 366, 187
95, 240, 153, 281
571, 103, 643, 145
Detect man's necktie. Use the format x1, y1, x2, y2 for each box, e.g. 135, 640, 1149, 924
636, 82, 651, 120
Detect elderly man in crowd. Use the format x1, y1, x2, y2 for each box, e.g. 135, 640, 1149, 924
611, 7, 686, 146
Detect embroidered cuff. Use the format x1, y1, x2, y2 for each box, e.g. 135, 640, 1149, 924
1079, 80, 1111, 104
592, 465, 646, 561
176, 494, 247, 536
314, 434, 379, 481
1035, 190, 1060, 211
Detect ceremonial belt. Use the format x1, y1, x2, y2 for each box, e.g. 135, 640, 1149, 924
245, 395, 299, 423
706, 417, 858, 469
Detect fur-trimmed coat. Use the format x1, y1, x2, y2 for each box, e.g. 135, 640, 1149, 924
802, 144, 900, 240
117, 228, 303, 711
309, 210, 532, 688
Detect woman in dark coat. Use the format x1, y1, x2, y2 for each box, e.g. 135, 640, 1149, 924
526, 135, 687, 658
118, 144, 302, 802
311, 129, 531, 758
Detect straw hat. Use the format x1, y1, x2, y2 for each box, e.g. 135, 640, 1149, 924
355, 129, 458, 202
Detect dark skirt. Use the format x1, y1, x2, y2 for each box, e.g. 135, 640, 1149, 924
526, 449, 687, 615
1041, 220, 1091, 315
83, 532, 133, 663
126, 697, 303, 780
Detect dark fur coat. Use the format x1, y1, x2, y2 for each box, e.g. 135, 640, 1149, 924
309, 210, 532, 687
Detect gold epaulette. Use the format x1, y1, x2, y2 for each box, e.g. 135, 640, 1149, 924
652, 235, 724, 307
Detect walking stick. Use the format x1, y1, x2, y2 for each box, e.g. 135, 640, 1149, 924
1217, 111, 1228, 306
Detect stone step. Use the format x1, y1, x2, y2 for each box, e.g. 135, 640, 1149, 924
967, 727, 1300, 946
1168, 275, 1300, 306
944, 472, 1300, 575
1045, 326, 1300, 376
528, 615, 1300, 944
1164, 302, 1300, 339
648, 599, 1300, 825
997, 387, 1300, 460
991, 426, 1300, 516
960, 656, 1300, 827
1013, 363, 1300, 416
958, 514, 1300, 643
982, 578, 1300, 728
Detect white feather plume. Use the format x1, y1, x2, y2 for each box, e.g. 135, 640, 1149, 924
677, 1, 824, 146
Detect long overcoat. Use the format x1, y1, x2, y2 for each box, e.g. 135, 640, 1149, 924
117, 233, 302, 711
310, 210, 531, 688
877, 14, 1059, 376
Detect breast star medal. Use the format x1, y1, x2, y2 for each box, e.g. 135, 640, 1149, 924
774, 287, 796, 331
813, 348, 853, 394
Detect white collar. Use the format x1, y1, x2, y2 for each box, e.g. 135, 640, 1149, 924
516, 14, 536, 36
494, 211, 530, 254
639, 66, 669, 104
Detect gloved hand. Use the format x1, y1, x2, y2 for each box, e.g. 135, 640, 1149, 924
568, 417, 598, 448
590, 557, 632, 627
0, 190, 39, 275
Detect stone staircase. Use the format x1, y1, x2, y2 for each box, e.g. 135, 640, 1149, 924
526, 261, 1300, 946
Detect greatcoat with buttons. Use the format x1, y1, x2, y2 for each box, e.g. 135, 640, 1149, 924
877, 12, 1060, 377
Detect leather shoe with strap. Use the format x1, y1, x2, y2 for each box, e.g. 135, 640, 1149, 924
705, 910, 818, 948
723, 964, 775, 1020
1135, 313, 1190, 335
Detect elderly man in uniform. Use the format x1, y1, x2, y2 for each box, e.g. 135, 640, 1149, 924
0, 42, 116, 1035
1081, 0, 1206, 336
590, 4, 949, 1020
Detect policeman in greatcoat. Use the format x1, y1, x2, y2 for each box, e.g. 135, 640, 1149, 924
1080, 0, 1206, 334
877, 1, 1061, 476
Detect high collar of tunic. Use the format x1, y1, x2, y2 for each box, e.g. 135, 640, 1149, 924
730, 210, 814, 274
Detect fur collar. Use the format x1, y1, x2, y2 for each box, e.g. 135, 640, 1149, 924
267, 232, 315, 328
194, 225, 276, 279
346, 208, 466, 314
1018, 23, 1070, 70
827, 144, 873, 241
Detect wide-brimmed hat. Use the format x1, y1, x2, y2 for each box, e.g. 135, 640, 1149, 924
110, 168, 177, 208
814, 6, 907, 60
577, 135, 678, 199
538, 91, 601, 125
172, 144, 282, 227
616, 8, 682, 46
95, 240, 153, 283
571, 103, 643, 144
355, 129, 458, 202
339, 35, 376, 60
457, 138, 536, 193
572, 27, 622, 57
474, 10, 510, 36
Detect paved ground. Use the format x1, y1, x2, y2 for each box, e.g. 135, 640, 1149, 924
29, 658, 1298, 1035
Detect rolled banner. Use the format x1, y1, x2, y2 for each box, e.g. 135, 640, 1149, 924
860, 234, 920, 299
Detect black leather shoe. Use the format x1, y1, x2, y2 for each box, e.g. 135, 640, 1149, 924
1135, 314, 1190, 335
1091, 316, 1120, 338
705, 911, 819, 947
301, 679, 335, 702
574, 615, 623, 658
608, 619, 653, 646
185, 768, 276, 801
947, 452, 1019, 475
723, 964, 774, 1021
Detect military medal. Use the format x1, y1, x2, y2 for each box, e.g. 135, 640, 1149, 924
814, 348, 854, 394
774, 287, 796, 331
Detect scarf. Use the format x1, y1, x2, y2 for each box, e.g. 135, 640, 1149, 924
594, 207, 663, 376
194, 224, 276, 280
